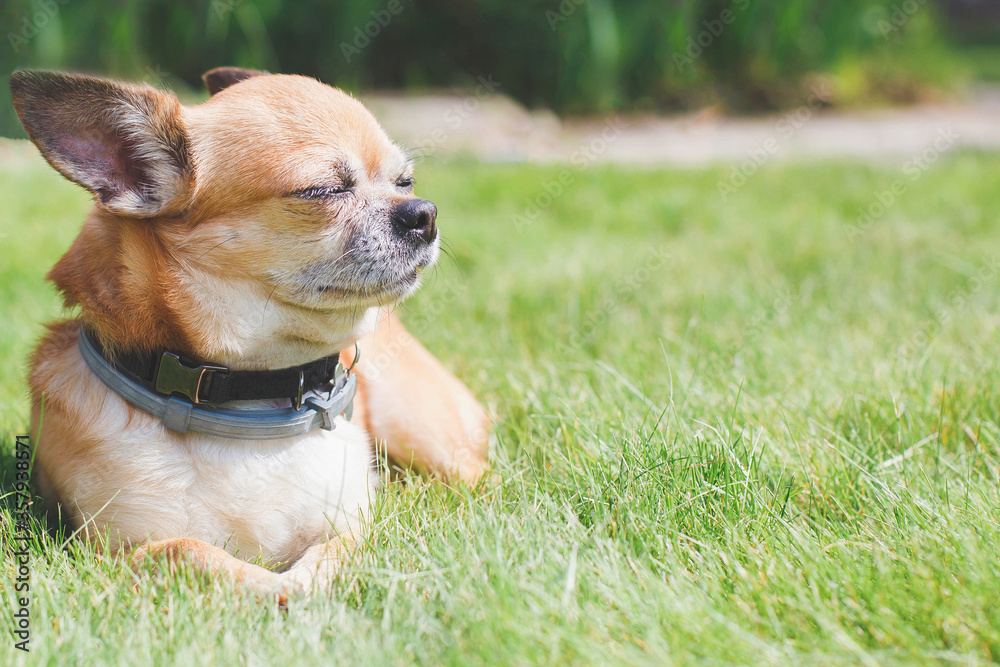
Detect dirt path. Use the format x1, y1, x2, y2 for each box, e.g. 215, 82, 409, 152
362, 87, 1000, 167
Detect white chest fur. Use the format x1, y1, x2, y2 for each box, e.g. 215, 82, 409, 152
38, 341, 377, 567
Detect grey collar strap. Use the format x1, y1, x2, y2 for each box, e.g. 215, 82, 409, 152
78, 329, 357, 440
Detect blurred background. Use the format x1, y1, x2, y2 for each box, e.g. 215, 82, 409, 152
5, 4, 1000, 660
2, 0, 1000, 150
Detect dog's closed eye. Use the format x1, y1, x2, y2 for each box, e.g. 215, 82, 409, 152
296, 175, 413, 199
295, 184, 353, 200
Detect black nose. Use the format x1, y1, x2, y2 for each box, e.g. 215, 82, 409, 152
392, 199, 437, 243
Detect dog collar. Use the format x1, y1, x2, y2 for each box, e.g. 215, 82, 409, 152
77, 327, 357, 440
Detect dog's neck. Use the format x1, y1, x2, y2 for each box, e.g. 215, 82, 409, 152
175, 264, 378, 369
51, 213, 377, 371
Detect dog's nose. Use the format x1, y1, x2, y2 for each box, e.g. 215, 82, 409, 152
392, 199, 437, 243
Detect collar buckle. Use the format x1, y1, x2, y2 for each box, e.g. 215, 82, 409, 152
155, 352, 227, 404
303, 362, 356, 430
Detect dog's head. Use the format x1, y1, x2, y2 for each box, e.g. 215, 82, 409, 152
10, 68, 438, 366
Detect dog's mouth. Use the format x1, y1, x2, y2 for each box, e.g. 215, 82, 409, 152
306, 254, 438, 308
294, 232, 439, 309
316, 266, 421, 300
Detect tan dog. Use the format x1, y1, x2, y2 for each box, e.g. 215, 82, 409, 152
12, 67, 488, 599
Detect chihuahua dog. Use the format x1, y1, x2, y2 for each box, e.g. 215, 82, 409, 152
12, 67, 488, 599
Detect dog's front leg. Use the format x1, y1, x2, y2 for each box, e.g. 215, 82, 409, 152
346, 309, 490, 484
279, 537, 354, 593
131, 538, 296, 603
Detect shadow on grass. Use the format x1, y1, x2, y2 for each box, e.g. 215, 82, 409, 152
0, 426, 69, 555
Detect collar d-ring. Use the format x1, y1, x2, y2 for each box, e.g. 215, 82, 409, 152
347, 341, 361, 373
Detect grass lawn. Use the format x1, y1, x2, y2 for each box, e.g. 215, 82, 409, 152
1, 141, 999, 665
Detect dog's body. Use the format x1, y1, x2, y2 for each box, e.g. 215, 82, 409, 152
32, 320, 376, 567
14, 68, 488, 598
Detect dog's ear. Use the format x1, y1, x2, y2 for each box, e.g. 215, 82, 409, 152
9, 70, 191, 217
202, 67, 268, 96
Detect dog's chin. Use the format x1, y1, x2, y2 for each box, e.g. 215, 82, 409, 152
294, 242, 439, 311
312, 267, 424, 308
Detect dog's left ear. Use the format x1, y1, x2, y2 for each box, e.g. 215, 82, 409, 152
9, 70, 191, 217
202, 67, 268, 96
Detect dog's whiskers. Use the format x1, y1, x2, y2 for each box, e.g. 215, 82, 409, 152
260, 283, 280, 334
196, 235, 239, 262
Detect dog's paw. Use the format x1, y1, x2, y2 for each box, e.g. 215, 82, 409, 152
129, 543, 160, 576
274, 574, 309, 609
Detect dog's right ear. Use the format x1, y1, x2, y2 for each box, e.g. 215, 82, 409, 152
9, 70, 191, 217
202, 67, 268, 96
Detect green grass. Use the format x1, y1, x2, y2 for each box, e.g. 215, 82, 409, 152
2, 142, 999, 665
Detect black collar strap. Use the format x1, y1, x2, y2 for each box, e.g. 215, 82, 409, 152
77, 326, 357, 440
90, 332, 341, 409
